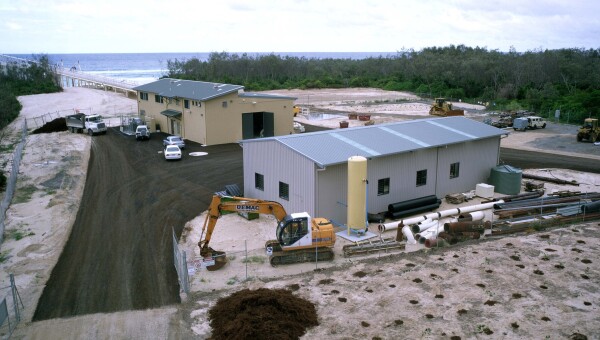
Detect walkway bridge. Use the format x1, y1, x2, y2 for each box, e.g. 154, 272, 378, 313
0, 54, 139, 96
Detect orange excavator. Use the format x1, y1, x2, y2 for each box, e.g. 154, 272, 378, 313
198, 195, 336, 270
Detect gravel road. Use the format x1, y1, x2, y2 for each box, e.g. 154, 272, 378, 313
33, 129, 243, 320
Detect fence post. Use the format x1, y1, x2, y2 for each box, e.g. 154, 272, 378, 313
10, 274, 21, 322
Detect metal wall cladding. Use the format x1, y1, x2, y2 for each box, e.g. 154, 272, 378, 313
244, 135, 502, 225
243, 140, 317, 217
436, 139, 500, 195
489, 164, 522, 195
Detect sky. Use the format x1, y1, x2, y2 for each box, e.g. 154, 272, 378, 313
1, 0, 599, 54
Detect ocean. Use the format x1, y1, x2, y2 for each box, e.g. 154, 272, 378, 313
7, 52, 395, 85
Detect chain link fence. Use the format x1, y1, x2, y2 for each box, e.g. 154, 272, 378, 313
0, 275, 24, 339
0, 121, 27, 244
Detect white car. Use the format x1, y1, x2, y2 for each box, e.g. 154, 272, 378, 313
293, 122, 305, 133
164, 145, 182, 160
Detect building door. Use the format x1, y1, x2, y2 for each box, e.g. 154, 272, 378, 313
242, 112, 274, 139
171, 119, 181, 135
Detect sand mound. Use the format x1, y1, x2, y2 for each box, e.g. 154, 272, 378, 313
208, 288, 319, 340
31, 117, 67, 134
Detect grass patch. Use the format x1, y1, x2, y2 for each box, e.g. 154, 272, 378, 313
241, 255, 266, 264
13, 184, 38, 204
5, 228, 35, 241
0, 250, 11, 263
0, 142, 17, 154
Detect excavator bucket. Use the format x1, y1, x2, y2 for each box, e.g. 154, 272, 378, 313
203, 248, 228, 271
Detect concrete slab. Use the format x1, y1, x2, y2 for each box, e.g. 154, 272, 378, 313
336, 230, 379, 242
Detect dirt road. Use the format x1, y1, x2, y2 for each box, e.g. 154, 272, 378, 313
33, 129, 243, 320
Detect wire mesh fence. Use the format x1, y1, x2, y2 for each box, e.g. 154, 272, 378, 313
0, 121, 27, 244
0, 275, 24, 339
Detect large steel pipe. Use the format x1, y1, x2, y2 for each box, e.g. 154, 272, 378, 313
444, 221, 491, 233
388, 195, 438, 213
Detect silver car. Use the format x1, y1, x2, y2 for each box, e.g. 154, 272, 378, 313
163, 136, 185, 149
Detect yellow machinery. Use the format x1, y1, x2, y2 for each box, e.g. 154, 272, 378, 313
429, 98, 465, 116
577, 118, 599, 142
198, 195, 336, 270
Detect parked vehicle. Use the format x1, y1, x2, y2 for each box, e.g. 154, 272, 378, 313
577, 118, 599, 142
135, 125, 150, 141
513, 116, 546, 131
293, 122, 305, 133
65, 113, 107, 135
164, 145, 182, 160
163, 136, 185, 149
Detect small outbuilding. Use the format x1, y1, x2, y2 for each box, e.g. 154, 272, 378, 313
240, 117, 507, 224
133, 79, 296, 145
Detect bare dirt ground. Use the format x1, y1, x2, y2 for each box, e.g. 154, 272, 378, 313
1, 87, 599, 339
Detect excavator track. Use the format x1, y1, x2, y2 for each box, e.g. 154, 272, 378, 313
269, 248, 334, 266
342, 237, 405, 257
266, 242, 335, 266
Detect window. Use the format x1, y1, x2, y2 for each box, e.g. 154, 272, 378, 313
139, 92, 148, 101
416, 169, 427, 186
222, 101, 228, 108
450, 162, 460, 179
184, 100, 190, 109
377, 178, 390, 196
279, 182, 289, 200
154, 95, 163, 103
255, 173, 264, 191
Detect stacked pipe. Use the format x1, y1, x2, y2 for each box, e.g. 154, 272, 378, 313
378, 200, 502, 233
493, 193, 600, 210
435, 221, 492, 245
482, 190, 544, 204
387, 195, 441, 220
494, 193, 600, 219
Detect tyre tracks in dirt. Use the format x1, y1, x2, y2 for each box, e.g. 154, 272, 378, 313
33, 129, 243, 320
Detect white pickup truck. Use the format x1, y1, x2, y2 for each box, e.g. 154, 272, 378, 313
66, 113, 107, 135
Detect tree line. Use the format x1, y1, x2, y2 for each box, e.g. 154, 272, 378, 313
0, 55, 62, 130
166, 45, 600, 123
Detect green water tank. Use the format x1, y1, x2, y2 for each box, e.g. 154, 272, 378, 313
489, 165, 522, 195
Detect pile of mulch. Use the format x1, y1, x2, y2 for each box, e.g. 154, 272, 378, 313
31, 118, 68, 134
208, 288, 319, 340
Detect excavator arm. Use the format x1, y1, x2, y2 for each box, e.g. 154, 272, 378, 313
198, 195, 288, 270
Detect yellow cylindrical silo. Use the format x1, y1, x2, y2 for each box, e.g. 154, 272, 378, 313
347, 156, 367, 234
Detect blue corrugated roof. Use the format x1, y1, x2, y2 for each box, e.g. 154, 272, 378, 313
241, 117, 507, 167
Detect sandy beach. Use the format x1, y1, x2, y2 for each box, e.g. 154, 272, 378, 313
1, 87, 599, 339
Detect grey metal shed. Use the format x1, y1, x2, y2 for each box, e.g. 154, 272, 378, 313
240, 117, 507, 224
